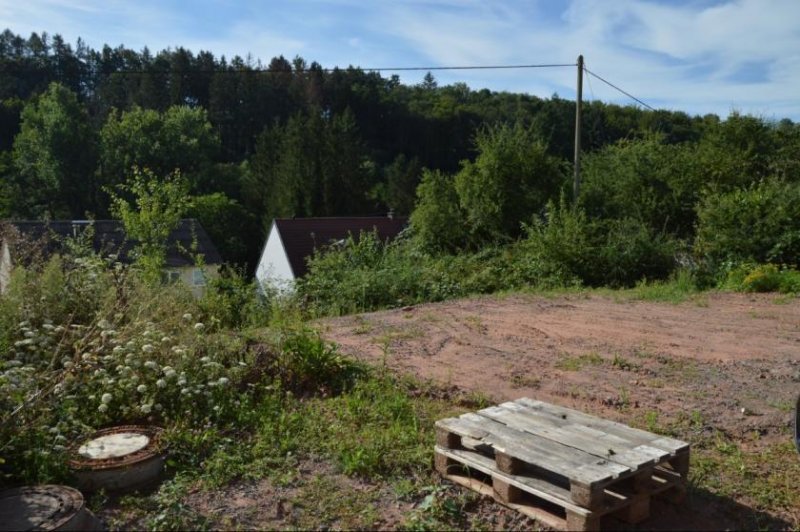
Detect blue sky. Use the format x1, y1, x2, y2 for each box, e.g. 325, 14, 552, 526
2, 0, 799, 120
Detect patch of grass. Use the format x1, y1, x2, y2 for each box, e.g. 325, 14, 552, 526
291, 474, 381, 530
772, 294, 797, 305
371, 325, 425, 346
555, 351, 604, 371
401, 484, 480, 531
611, 353, 639, 371
622, 268, 700, 303
767, 399, 795, 413
352, 316, 374, 335
460, 315, 484, 331
418, 311, 443, 323
690, 436, 799, 520
146, 476, 212, 532
510, 373, 541, 389
654, 353, 701, 382
299, 373, 460, 479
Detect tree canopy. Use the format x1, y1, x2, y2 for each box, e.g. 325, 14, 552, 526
1, 28, 798, 275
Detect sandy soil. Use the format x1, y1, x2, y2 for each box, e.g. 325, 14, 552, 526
323, 292, 800, 442
320, 291, 800, 529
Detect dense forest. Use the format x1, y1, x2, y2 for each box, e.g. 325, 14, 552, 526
1, 30, 799, 290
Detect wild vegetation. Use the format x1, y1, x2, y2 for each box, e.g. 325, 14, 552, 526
1, 29, 799, 530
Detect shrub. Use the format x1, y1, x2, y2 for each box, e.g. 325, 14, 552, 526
198, 267, 270, 329
695, 179, 800, 273
741, 264, 782, 292
520, 201, 677, 288
579, 136, 704, 238
275, 327, 365, 396
722, 263, 800, 294
0, 240, 355, 485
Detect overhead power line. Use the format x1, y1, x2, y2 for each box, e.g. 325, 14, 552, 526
80, 62, 577, 75
362, 63, 577, 72
583, 66, 655, 111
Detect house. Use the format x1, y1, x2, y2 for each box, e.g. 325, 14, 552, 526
255, 216, 408, 292
0, 219, 222, 297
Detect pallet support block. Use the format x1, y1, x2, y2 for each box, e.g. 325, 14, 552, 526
570, 482, 604, 509
492, 477, 523, 504
436, 427, 461, 450
614, 495, 650, 524
434, 452, 458, 476
669, 450, 690, 477
495, 450, 524, 475
566, 510, 601, 532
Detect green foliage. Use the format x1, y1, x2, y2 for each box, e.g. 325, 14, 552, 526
0, 239, 366, 486
249, 107, 372, 219
579, 135, 704, 238
99, 105, 220, 195
198, 268, 270, 329
520, 200, 677, 287
301, 375, 452, 478
275, 328, 365, 396
411, 123, 564, 252
107, 167, 190, 281
298, 232, 518, 315
455, 122, 564, 245
695, 179, 800, 272
11, 82, 97, 217
722, 264, 800, 294
187, 193, 259, 268
625, 268, 700, 303
409, 169, 467, 253
373, 154, 423, 215
696, 112, 781, 190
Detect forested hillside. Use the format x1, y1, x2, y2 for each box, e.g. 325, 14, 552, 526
1, 30, 799, 284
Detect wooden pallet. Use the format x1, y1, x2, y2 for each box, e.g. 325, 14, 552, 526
434, 398, 689, 530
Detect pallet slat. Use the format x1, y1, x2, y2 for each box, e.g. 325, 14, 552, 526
515, 398, 689, 455
478, 403, 670, 470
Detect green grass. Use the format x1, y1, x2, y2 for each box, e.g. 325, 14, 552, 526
690, 436, 800, 515
611, 353, 640, 371
611, 268, 704, 304
292, 474, 382, 530
555, 351, 604, 371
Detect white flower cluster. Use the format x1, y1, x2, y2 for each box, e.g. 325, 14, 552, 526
2, 304, 255, 462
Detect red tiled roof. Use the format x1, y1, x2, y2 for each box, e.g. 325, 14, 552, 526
274, 216, 408, 278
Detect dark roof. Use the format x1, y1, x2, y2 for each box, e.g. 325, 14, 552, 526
274, 216, 408, 278
2, 219, 222, 267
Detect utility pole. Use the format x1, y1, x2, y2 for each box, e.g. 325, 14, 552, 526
573, 54, 583, 203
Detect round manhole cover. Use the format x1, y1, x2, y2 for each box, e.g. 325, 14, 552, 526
78, 432, 150, 460
70, 425, 165, 493
0, 485, 83, 531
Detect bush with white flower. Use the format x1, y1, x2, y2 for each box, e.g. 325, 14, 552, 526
0, 239, 270, 484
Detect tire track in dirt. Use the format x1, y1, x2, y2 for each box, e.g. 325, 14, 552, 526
322, 292, 800, 443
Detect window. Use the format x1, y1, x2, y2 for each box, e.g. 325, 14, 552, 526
161, 270, 180, 284
192, 268, 206, 286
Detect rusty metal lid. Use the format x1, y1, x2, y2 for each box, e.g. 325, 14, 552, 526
0, 485, 84, 531
69, 425, 164, 471
78, 432, 150, 460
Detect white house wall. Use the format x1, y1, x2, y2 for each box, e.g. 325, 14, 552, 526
0, 241, 11, 294
255, 222, 295, 293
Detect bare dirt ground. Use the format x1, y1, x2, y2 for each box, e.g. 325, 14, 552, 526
321, 291, 800, 529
